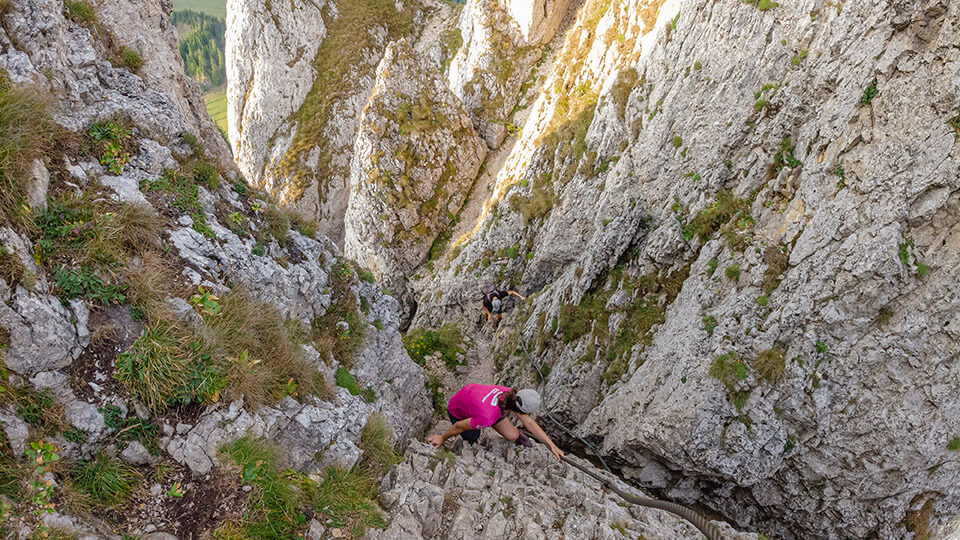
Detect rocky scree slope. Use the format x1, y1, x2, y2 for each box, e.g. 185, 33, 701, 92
0, 0, 430, 537
373, 438, 758, 540
409, 0, 960, 539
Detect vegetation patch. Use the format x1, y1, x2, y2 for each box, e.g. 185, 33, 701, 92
114, 322, 224, 413
220, 424, 393, 538
0, 71, 56, 230
100, 404, 158, 453
556, 263, 689, 386
403, 324, 465, 370
141, 168, 216, 238
277, 0, 416, 199
509, 172, 557, 224
201, 288, 327, 407
335, 366, 376, 403
312, 278, 368, 367
861, 79, 879, 105
754, 345, 786, 383
69, 452, 138, 506
709, 351, 750, 408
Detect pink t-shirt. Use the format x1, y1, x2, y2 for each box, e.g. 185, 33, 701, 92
447, 384, 512, 429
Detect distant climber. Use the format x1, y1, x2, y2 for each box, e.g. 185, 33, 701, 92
427, 384, 565, 461
481, 283, 525, 325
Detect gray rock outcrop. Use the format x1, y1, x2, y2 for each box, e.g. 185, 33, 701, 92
447, 0, 572, 147
343, 39, 486, 313
226, 0, 422, 243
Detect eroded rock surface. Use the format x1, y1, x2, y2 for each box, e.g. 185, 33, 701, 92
344, 38, 486, 314
375, 438, 757, 540
413, 0, 960, 538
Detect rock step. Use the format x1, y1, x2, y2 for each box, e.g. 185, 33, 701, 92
373, 439, 757, 539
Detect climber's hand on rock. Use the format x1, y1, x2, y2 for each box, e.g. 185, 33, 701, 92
427, 435, 444, 447
550, 445, 565, 461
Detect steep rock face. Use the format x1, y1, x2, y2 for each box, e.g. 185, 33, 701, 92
374, 439, 758, 540
0, 0, 229, 167
344, 39, 486, 315
94, 0, 233, 168
446, 0, 572, 148
414, 0, 960, 538
0, 0, 431, 535
226, 0, 421, 243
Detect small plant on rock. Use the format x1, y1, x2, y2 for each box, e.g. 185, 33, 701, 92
88, 121, 131, 174
25, 440, 59, 517
861, 79, 879, 105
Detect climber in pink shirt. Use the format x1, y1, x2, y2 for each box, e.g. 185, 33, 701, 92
426, 383, 565, 461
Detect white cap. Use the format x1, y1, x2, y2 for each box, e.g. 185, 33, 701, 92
516, 389, 541, 414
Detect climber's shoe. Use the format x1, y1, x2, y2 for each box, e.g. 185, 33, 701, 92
515, 432, 533, 448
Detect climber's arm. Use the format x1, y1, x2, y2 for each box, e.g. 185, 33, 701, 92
427, 418, 473, 447
507, 290, 526, 301
516, 413, 564, 461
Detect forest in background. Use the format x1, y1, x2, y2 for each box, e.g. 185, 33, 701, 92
172, 10, 226, 89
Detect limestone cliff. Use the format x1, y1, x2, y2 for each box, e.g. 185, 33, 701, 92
226, 0, 423, 243
412, 0, 960, 538
344, 38, 486, 319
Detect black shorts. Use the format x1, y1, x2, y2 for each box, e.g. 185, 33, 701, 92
448, 412, 503, 444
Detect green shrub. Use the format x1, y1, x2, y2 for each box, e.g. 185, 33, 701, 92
118, 47, 143, 72
756, 295, 768, 306
725, 264, 741, 281
54, 266, 126, 305
335, 367, 376, 403
89, 121, 131, 175
702, 315, 718, 336
815, 340, 828, 354
672, 136, 683, 148
403, 325, 464, 370
251, 243, 266, 256
0, 71, 56, 230
948, 438, 960, 451
70, 452, 138, 505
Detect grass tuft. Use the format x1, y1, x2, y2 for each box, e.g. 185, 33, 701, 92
755, 345, 786, 383
358, 413, 401, 475
0, 71, 56, 230
69, 452, 138, 506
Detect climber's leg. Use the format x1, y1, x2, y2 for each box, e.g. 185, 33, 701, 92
492, 417, 519, 441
